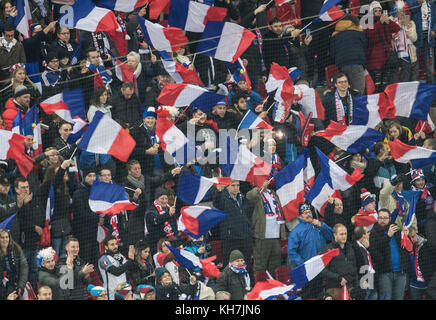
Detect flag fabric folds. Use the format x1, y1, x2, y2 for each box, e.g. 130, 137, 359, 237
78, 111, 136, 162
388, 138, 436, 169
177, 205, 228, 239
14, 0, 32, 38
0, 130, 34, 177
353, 93, 395, 128
97, 0, 148, 12
40, 89, 86, 123
266, 62, 294, 105
314, 0, 345, 22
238, 110, 273, 130
247, 279, 295, 300
89, 180, 138, 214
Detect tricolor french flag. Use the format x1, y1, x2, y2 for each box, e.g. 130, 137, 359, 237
313, 0, 345, 22
177, 205, 228, 240
400, 192, 417, 251
97, 0, 148, 12
353, 210, 378, 230
0, 129, 34, 177
14, 0, 32, 39
353, 93, 395, 128
77, 111, 136, 162
12, 105, 43, 156
0, 213, 17, 230
59, 0, 119, 32
37, 183, 54, 247
388, 138, 436, 169
176, 171, 231, 205
112, 58, 134, 84
219, 133, 272, 189
155, 118, 197, 166
89, 180, 138, 215
165, 244, 221, 278
316, 121, 385, 154
306, 148, 363, 211
275, 151, 309, 221
40, 89, 86, 123
247, 279, 295, 300
238, 110, 273, 130
160, 50, 203, 85
196, 21, 255, 63
266, 63, 294, 105
226, 58, 252, 93
66, 117, 88, 145
169, 0, 227, 33
138, 15, 188, 52
385, 82, 436, 121
148, 0, 170, 20
271, 101, 292, 124
157, 83, 225, 113
289, 248, 340, 289
302, 148, 316, 188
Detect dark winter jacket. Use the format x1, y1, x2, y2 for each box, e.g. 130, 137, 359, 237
17, 197, 45, 250
331, 20, 367, 67
419, 210, 436, 282
145, 203, 179, 251
38, 267, 64, 300
110, 91, 143, 128
56, 254, 90, 300
322, 89, 360, 128
0, 192, 20, 241
155, 281, 198, 300
214, 265, 249, 300
0, 248, 28, 300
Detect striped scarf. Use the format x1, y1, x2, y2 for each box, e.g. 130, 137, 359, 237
154, 201, 175, 240
228, 263, 250, 290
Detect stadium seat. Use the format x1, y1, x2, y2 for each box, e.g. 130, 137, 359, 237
254, 270, 270, 283
209, 240, 223, 265
325, 64, 340, 89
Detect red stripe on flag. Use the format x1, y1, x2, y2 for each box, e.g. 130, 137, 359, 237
232, 29, 256, 63
163, 27, 189, 52
181, 207, 200, 236
315, 90, 325, 120
246, 158, 272, 189
157, 83, 188, 106
320, 248, 340, 266
107, 128, 136, 162
345, 167, 363, 186
203, 6, 228, 27
282, 189, 305, 221
387, 139, 415, 160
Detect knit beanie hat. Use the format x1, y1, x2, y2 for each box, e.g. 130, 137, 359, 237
143, 106, 157, 119
45, 51, 59, 64
411, 168, 426, 183
369, 1, 382, 11
154, 186, 169, 200
155, 267, 170, 283
229, 249, 244, 263
14, 84, 30, 97
88, 284, 106, 297
138, 285, 155, 299
360, 188, 376, 208
82, 166, 97, 178
298, 202, 311, 215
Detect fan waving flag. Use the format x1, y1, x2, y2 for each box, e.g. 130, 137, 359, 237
289, 248, 340, 289
138, 15, 187, 52
66, 117, 88, 144
77, 111, 136, 162
12, 105, 43, 156
169, 0, 227, 33
157, 83, 225, 112
313, 0, 345, 22
316, 121, 385, 153
196, 21, 255, 63
155, 118, 197, 166
177, 206, 228, 240
14, 0, 32, 38
353, 93, 395, 128
166, 244, 221, 278
219, 133, 272, 189
306, 147, 363, 211
98, 0, 148, 12
37, 183, 54, 247
275, 151, 309, 221
177, 171, 231, 204
89, 180, 138, 214
266, 62, 294, 105
0, 213, 17, 230
40, 89, 86, 123
388, 139, 436, 168
385, 82, 436, 120
238, 110, 273, 130
160, 50, 203, 85
247, 279, 295, 300
0, 130, 34, 177
59, 0, 119, 32
296, 84, 325, 120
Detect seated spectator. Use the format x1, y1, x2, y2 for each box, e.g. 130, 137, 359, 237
114, 282, 133, 301
155, 267, 198, 300
87, 284, 107, 300
137, 284, 155, 300
37, 285, 52, 300
0, 24, 26, 82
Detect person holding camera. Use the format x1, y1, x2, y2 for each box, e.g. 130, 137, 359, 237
369, 208, 412, 300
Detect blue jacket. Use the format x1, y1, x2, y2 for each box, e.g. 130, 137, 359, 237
228, 89, 262, 111
287, 219, 334, 266
406, 0, 436, 47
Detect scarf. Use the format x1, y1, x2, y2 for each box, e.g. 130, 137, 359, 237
254, 28, 266, 72
56, 39, 74, 52
260, 190, 285, 224
394, 24, 411, 61
126, 174, 145, 191
110, 214, 121, 244
1, 38, 14, 52
413, 242, 425, 282
270, 153, 282, 178
154, 201, 175, 240
229, 263, 250, 290
86, 60, 112, 89
141, 258, 154, 274
357, 241, 375, 274
412, 183, 434, 210
335, 90, 353, 125
1, 250, 18, 287
41, 67, 61, 86
392, 191, 406, 217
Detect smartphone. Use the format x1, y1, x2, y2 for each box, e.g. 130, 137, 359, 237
383, 10, 388, 16
305, 28, 311, 38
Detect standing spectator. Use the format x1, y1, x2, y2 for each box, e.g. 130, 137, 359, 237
98, 235, 135, 300
321, 224, 360, 300
287, 202, 333, 299
49, 24, 77, 61
37, 247, 63, 300
23, 22, 57, 69
87, 86, 112, 122
246, 179, 286, 276
325, 195, 353, 237
56, 236, 94, 300
0, 229, 28, 300
111, 81, 142, 130
330, 14, 368, 95
0, 24, 26, 82
129, 240, 155, 292
14, 177, 45, 290
41, 52, 67, 100
0, 1, 17, 35
406, 0, 436, 83
2, 84, 32, 131
212, 180, 253, 268
209, 100, 240, 130
227, 68, 262, 112
352, 225, 377, 300
323, 73, 359, 128
214, 250, 251, 300
407, 226, 427, 300
420, 201, 436, 299
71, 167, 101, 266
0, 175, 19, 241
369, 208, 412, 300
364, 1, 401, 92
411, 168, 436, 235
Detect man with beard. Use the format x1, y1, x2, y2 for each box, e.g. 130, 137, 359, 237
98, 235, 135, 300
369, 208, 412, 300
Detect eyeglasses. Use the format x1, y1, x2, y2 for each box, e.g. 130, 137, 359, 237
58, 32, 70, 35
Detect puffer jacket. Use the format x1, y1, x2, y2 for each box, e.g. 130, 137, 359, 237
214, 265, 250, 300
331, 20, 367, 67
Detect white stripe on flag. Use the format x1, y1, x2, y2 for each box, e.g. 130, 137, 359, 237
162, 125, 190, 155
87, 116, 120, 154
276, 169, 304, 207
173, 85, 204, 106
394, 82, 419, 118
76, 7, 109, 32
215, 23, 244, 62
185, 2, 209, 32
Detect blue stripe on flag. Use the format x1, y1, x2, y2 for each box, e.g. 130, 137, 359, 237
352, 96, 371, 126
410, 84, 436, 120
191, 91, 225, 113
196, 21, 225, 58
346, 128, 385, 154
168, 0, 190, 30
77, 111, 104, 151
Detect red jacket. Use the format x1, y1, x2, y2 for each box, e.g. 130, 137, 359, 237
2, 98, 23, 131
364, 18, 401, 70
